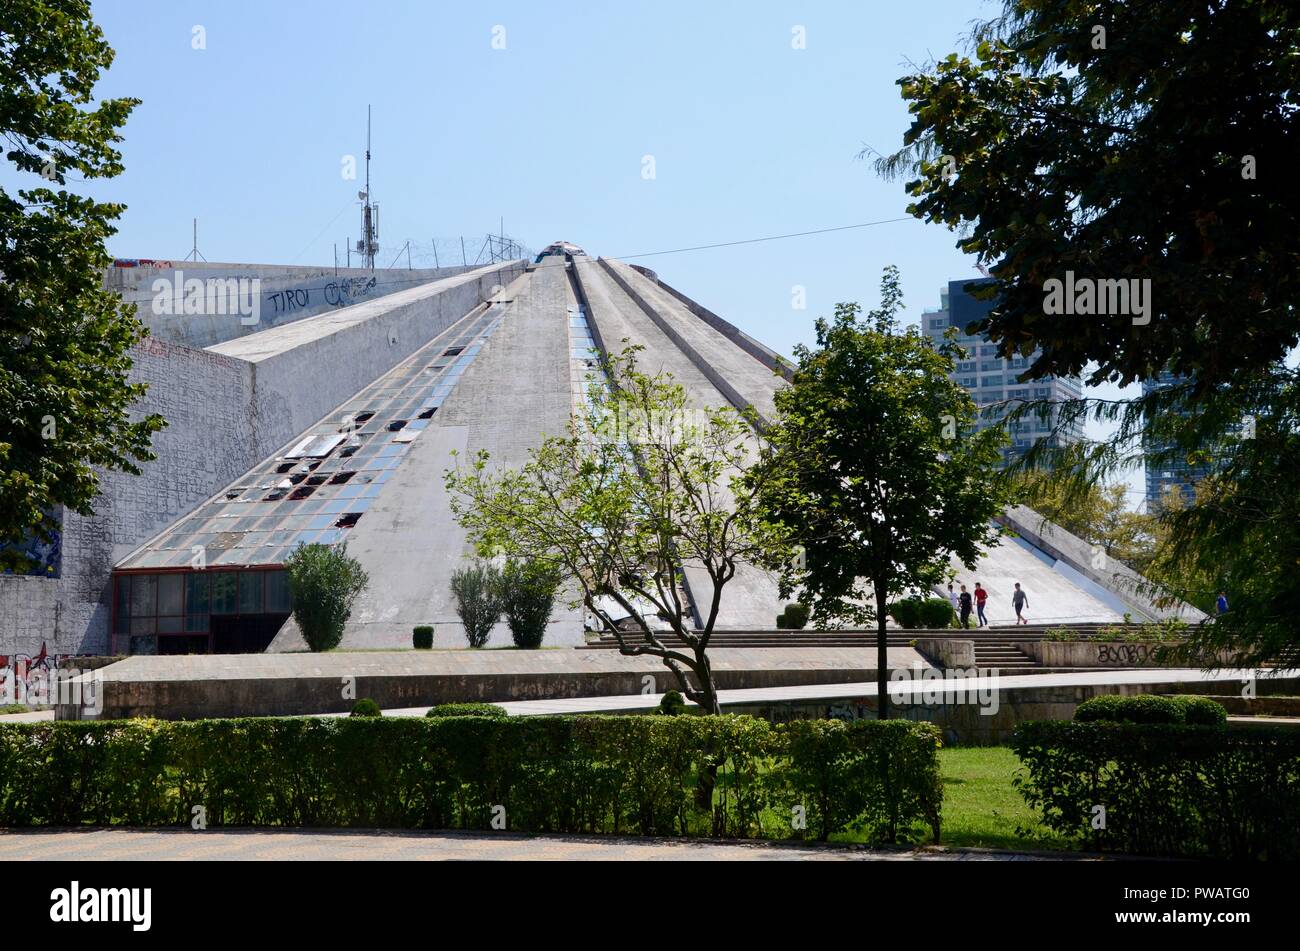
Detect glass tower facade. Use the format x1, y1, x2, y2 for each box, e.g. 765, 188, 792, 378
920, 279, 1083, 466
1140, 370, 1209, 509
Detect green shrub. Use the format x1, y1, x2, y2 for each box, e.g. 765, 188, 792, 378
412, 625, 434, 650
1011, 720, 1300, 859
657, 690, 687, 716
350, 699, 381, 717
772, 719, 943, 844
918, 598, 955, 629
450, 560, 502, 648
888, 597, 924, 630
778, 603, 810, 630
496, 560, 561, 649
1043, 627, 1079, 642
1075, 694, 1226, 726
285, 542, 370, 651
1180, 696, 1229, 726
426, 703, 508, 718
0, 715, 944, 843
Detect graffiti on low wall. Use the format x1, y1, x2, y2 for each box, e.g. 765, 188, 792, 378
0, 645, 102, 712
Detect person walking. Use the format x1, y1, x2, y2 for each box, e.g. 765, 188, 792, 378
1216, 591, 1229, 615
947, 583, 960, 626
974, 582, 989, 627
958, 585, 974, 630
1012, 583, 1029, 625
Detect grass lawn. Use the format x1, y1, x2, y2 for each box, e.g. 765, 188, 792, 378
936, 746, 1075, 851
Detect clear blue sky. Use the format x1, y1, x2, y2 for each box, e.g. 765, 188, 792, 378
86, 0, 995, 348
80, 0, 1142, 503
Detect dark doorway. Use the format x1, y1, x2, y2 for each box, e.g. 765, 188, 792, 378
211, 614, 290, 654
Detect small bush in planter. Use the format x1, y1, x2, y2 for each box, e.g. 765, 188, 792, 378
350, 698, 382, 717
412, 625, 434, 649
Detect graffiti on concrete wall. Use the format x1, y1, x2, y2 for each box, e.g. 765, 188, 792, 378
1096, 643, 1164, 665
323, 275, 378, 307
265, 276, 380, 316
267, 287, 310, 315
0, 644, 102, 711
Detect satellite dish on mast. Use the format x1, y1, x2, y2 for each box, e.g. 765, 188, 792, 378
358, 190, 368, 201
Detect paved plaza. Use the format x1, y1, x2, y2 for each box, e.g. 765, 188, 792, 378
0, 828, 1092, 861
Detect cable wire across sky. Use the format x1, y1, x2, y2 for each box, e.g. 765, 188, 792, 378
610, 216, 915, 260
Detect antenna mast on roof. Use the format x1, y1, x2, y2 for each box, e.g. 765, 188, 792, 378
356, 106, 379, 269
184, 217, 206, 262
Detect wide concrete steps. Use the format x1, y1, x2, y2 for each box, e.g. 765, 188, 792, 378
580, 623, 1147, 652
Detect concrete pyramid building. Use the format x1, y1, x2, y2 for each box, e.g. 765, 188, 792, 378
0, 245, 1201, 661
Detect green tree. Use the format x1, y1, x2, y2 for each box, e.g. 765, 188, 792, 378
878, 0, 1300, 665
284, 542, 369, 652
877, 0, 1299, 394
450, 560, 502, 649
446, 347, 788, 714
0, 0, 163, 561
1013, 467, 1156, 567
749, 267, 1008, 718
496, 559, 561, 649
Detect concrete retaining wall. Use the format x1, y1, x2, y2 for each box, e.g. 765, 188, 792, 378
59, 647, 917, 720
1014, 640, 1235, 668
914, 638, 975, 669
730, 675, 1300, 745
109, 260, 476, 348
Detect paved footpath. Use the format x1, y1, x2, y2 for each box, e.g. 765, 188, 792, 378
0, 829, 1089, 861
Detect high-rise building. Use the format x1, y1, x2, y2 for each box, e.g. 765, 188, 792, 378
920, 279, 1083, 465
1141, 370, 1209, 509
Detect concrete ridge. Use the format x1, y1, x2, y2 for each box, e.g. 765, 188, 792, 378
595, 257, 769, 428
628, 264, 794, 381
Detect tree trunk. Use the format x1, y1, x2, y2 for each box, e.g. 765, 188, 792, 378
695, 648, 721, 715
876, 590, 890, 720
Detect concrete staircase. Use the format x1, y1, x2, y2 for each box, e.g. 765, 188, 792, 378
580, 624, 1152, 672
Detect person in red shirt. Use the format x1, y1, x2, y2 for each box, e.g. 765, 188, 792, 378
974, 582, 989, 627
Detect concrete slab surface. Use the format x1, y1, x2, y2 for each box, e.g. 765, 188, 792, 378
485, 666, 1291, 716
0, 828, 1083, 861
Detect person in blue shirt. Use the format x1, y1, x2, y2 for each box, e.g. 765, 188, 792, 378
1216, 591, 1229, 614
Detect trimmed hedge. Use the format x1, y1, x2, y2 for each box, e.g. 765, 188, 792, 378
776, 603, 810, 630
412, 626, 434, 650
1075, 694, 1227, 726
888, 597, 953, 630
350, 699, 381, 718
1012, 720, 1300, 859
426, 703, 508, 718
0, 716, 943, 844
918, 598, 956, 628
